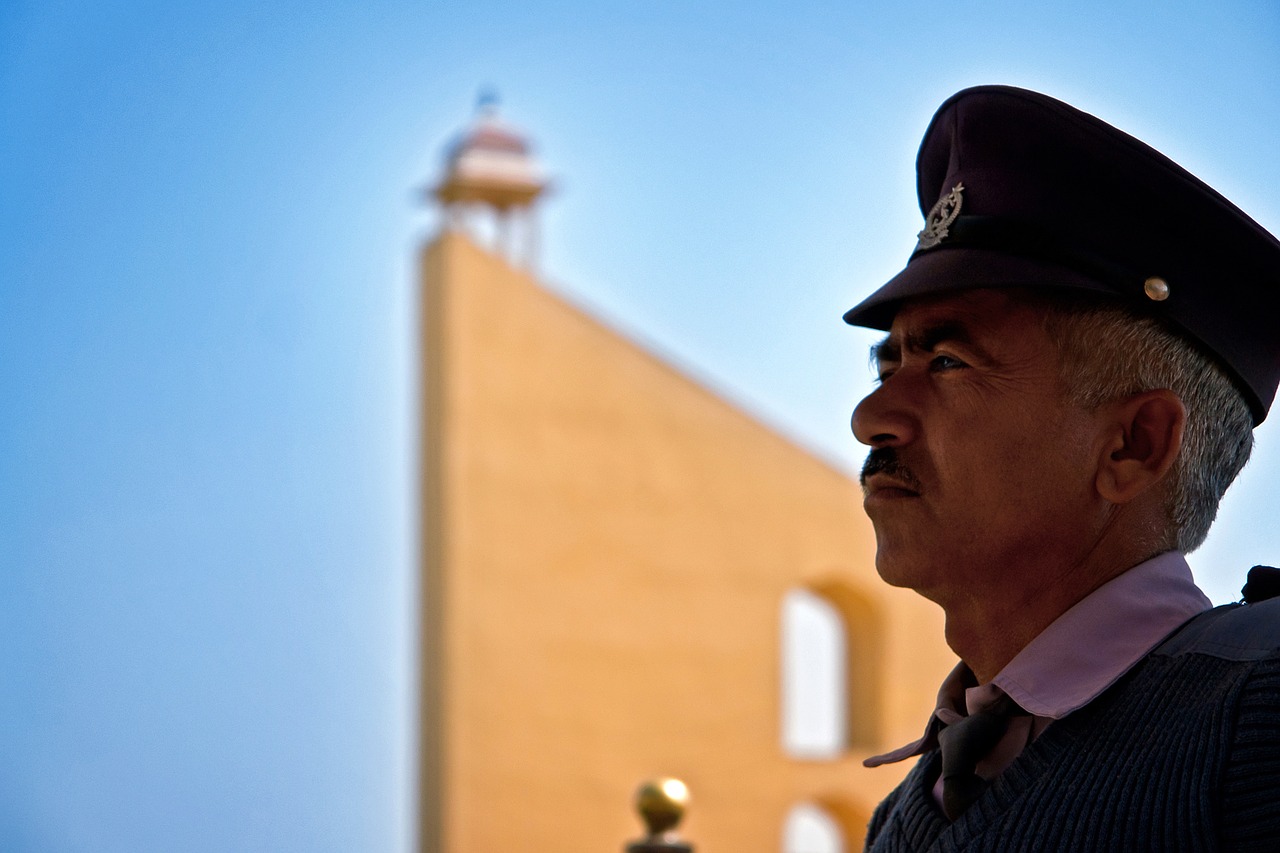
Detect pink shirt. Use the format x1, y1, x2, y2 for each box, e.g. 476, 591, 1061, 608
865, 551, 1213, 804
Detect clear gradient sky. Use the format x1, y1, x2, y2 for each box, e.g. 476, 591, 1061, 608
2, 2, 1278, 850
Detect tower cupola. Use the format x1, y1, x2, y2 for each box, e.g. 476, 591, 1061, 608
432, 93, 548, 269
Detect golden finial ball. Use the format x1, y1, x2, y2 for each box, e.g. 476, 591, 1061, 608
634, 778, 690, 835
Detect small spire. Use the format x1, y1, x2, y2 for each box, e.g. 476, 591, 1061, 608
476, 86, 500, 117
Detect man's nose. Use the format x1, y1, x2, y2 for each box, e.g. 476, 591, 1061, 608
851, 380, 917, 448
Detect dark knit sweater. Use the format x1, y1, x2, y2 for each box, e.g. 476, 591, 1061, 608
864, 598, 1280, 852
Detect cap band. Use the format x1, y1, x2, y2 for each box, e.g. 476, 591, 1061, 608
914, 216, 1139, 292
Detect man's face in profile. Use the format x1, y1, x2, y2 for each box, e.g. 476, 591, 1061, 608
852, 289, 1107, 607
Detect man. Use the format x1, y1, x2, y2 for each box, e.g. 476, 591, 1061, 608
847, 86, 1280, 851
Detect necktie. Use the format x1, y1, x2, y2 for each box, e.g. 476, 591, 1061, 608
936, 693, 1026, 820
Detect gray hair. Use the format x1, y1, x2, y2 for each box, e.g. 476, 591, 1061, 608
1036, 294, 1253, 553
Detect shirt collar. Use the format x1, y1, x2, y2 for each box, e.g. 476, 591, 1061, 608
992, 550, 1210, 718
864, 551, 1211, 767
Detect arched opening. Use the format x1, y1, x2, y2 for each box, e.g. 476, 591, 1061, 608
810, 578, 884, 747
781, 580, 884, 755
783, 802, 845, 853
781, 588, 847, 758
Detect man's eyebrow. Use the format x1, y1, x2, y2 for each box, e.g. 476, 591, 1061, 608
909, 321, 973, 354
871, 336, 899, 366
870, 321, 978, 367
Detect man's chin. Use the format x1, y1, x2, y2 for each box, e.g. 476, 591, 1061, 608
873, 548, 933, 592
873, 550, 904, 584
874, 565, 917, 590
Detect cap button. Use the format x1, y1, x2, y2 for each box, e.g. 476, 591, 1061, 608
1143, 276, 1170, 301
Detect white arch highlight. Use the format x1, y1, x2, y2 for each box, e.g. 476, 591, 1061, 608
783, 802, 844, 853
781, 588, 847, 759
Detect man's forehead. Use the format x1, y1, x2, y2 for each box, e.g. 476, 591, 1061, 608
872, 288, 1055, 367
884, 288, 1036, 338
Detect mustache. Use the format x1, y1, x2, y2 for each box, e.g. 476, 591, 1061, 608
860, 447, 923, 493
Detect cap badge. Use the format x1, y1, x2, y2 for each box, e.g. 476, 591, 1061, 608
915, 182, 965, 251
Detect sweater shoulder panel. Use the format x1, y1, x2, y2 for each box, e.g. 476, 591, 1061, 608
1153, 598, 1280, 662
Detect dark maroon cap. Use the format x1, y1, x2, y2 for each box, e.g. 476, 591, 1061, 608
843, 85, 1280, 424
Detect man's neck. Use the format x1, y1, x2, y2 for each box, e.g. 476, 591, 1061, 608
939, 540, 1167, 683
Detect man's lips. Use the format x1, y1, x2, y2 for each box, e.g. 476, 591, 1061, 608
861, 473, 922, 501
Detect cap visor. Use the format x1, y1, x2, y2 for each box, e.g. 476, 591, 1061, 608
842, 248, 1118, 329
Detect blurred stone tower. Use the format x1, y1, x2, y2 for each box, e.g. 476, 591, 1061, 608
418, 99, 952, 853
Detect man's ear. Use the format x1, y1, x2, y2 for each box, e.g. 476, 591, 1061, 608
1095, 389, 1186, 504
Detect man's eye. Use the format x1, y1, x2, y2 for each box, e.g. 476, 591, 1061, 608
930, 354, 967, 371
875, 366, 897, 384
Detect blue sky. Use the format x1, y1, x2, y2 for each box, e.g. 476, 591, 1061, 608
2, 2, 1277, 850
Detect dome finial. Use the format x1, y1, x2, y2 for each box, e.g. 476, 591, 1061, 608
476, 85, 500, 117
